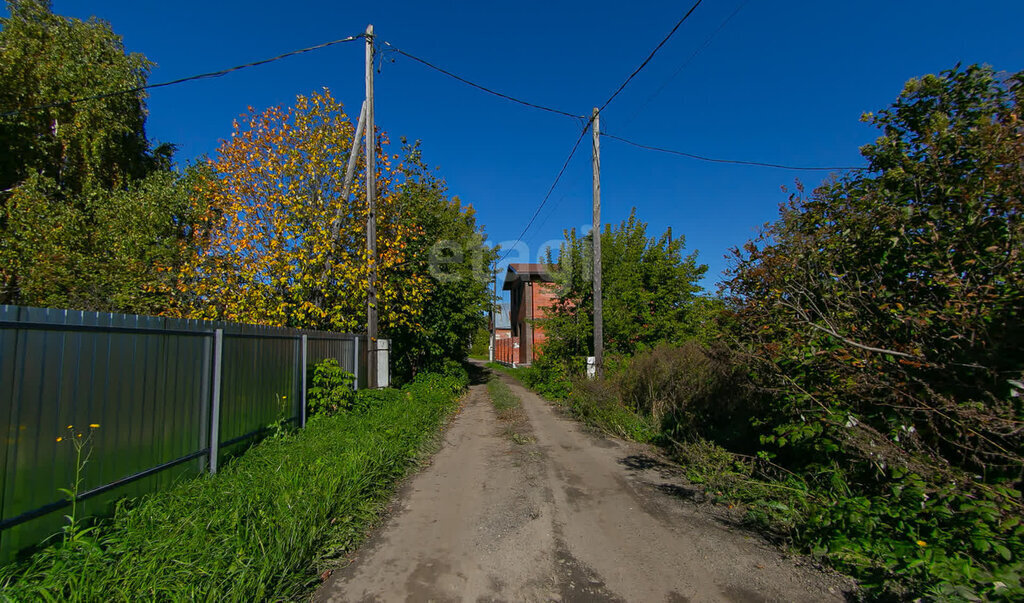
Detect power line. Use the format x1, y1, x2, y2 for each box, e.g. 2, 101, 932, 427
622, 0, 750, 128
1, 34, 366, 118
380, 41, 585, 120
497, 0, 705, 259
601, 131, 865, 172
498, 122, 592, 262
599, 0, 704, 112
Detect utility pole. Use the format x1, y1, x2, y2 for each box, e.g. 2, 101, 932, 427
332, 101, 366, 242
365, 24, 378, 388
591, 107, 604, 378
489, 262, 497, 362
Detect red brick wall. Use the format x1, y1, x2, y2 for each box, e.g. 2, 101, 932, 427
505, 279, 558, 364
530, 282, 558, 359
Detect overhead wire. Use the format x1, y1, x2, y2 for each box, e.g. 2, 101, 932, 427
2, 15, 858, 263
1, 34, 366, 118
497, 122, 592, 262
497, 0, 706, 260
600, 131, 865, 172
622, 0, 751, 128
380, 41, 585, 120
598, 0, 704, 113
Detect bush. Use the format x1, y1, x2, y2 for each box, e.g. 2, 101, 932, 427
517, 355, 574, 400
616, 343, 754, 446
415, 360, 470, 392
468, 327, 490, 359
566, 377, 658, 442
306, 358, 355, 416
714, 65, 1024, 600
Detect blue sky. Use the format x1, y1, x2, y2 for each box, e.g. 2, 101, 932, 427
26, 1, 1024, 294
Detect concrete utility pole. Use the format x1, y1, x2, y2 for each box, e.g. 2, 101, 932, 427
365, 24, 378, 388
591, 107, 604, 378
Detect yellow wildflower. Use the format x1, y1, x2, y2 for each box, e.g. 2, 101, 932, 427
56, 437, 63, 442
916, 540, 927, 547
89, 423, 100, 428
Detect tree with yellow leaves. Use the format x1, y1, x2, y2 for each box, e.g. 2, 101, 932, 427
171, 89, 428, 333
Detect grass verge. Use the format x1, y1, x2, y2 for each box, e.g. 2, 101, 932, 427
0, 371, 466, 601
488, 362, 656, 443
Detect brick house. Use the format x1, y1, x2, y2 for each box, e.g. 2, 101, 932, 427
499, 263, 558, 366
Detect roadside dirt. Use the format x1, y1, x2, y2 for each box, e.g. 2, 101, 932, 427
315, 363, 854, 602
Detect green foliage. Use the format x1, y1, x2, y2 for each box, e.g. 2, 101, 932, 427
517, 356, 574, 400
0, 0, 163, 195
564, 377, 658, 443
714, 64, 1024, 599
388, 140, 497, 382
727, 64, 1023, 477
306, 358, 355, 416
487, 358, 573, 400
468, 327, 491, 359
0, 1, 192, 312
541, 208, 707, 363
0, 371, 465, 601
798, 474, 1024, 600
412, 360, 470, 393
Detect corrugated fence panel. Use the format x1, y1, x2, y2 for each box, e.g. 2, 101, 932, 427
219, 326, 295, 448
0, 308, 216, 559
0, 306, 17, 540
0, 305, 364, 561
306, 335, 364, 390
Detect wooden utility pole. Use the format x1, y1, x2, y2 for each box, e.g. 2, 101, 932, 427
591, 107, 604, 378
365, 24, 378, 388
490, 263, 497, 362
332, 101, 366, 241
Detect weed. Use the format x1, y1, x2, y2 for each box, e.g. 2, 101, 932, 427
55, 424, 101, 545
0, 371, 466, 601
487, 376, 520, 416
306, 358, 355, 416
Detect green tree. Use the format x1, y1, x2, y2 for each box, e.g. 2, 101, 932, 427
723, 65, 1023, 598
0, 0, 183, 311
0, 0, 165, 194
726, 64, 1023, 478
542, 209, 708, 363
387, 139, 497, 381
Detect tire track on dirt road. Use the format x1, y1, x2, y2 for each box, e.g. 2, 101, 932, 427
315, 363, 853, 602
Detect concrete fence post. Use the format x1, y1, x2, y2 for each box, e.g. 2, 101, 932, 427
377, 338, 390, 389
209, 328, 224, 474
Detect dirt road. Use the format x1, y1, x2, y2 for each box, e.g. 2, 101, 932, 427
316, 364, 852, 602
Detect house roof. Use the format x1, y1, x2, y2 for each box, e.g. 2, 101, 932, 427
492, 302, 511, 330
501, 263, 555, 290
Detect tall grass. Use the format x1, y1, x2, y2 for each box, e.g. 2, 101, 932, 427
0, 371, 466, 601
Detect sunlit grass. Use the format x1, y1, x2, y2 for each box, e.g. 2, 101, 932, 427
0, 373, 465, 601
